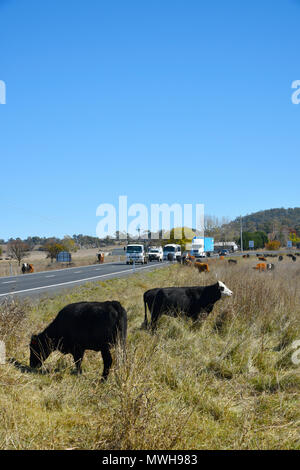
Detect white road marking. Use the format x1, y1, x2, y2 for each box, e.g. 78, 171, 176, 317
2, 280, 16, 284
0, 261, 122, 282
0, 263, 168, 297
45, 275, 55, 278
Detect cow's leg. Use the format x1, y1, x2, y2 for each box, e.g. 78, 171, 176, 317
100, 346, 112, 381
150, 310, 161, 331
72, 348, 84, 374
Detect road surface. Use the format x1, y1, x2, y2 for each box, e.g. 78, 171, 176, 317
0, 261, 169, 300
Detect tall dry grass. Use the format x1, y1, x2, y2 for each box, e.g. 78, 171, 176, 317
0, 258, 300, 449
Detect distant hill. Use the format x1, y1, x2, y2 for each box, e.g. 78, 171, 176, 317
226, 207, 300, 236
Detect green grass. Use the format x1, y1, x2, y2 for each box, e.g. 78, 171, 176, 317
1, 259, 300, 449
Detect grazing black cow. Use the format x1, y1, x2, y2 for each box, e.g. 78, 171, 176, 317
278, 255, 283, 261
228, 259, 237, 264
267, 263, 275, 271
292, 255, 297, 262
143, 281, 233, 329
29, 301, 127, 380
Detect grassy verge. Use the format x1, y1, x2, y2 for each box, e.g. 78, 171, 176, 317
1, 258, 300, 449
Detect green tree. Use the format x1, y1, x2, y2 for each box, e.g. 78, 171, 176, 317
238, 231, 268, 249
163, 227, 194, 251
62, 236, 78, 252
45, 243, 64, 263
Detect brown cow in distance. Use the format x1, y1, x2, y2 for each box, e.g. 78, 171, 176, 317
253, 263, 267, 272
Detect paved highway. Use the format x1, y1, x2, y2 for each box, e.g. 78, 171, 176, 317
0, 250, 294, 300
0, 261, 169, 300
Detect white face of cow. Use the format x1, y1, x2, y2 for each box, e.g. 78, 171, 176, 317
218, 281, 233, 297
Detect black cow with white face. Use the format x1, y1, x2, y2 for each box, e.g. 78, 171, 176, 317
143, 281, 233, 329
30, 301, 127, 380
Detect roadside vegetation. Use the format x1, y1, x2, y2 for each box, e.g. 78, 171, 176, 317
0, 257, 300, 449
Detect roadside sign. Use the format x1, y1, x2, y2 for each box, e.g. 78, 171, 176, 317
249, 241, 254, 248
56, 251, 72, 262
287, 241, 293, 248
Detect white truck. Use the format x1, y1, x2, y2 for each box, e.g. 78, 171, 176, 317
163, 244, 182, 261
148, 246, 163, 262
126, 244, 148, 265
190, 237, 205, 258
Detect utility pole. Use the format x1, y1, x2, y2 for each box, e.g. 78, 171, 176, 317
240, 215, 243, 252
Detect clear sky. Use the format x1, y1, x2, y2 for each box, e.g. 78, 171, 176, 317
0, 0, 299, 239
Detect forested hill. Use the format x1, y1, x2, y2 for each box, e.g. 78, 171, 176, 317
228, 207, 300, 235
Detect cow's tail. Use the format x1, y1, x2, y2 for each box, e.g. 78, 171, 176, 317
143, 294, 148, 329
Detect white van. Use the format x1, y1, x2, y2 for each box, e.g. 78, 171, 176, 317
126, 244, 148, 265
148, 246, 163, 262
163, 244, 181, 261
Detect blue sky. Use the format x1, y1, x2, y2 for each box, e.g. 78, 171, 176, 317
0, 0, 299, 239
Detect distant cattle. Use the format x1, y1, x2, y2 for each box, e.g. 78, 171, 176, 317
184, 258, 193, 266
278, 255, 283, 261
267, 263, 275, 271
183, 259, 209, 272
21, 263, 34, 274
242, 254, 250, 258
253, 263, 267, 272
97, 252, 104, 264
143, 281, 233, 329
29, 301, 127, 380
194, 262, 209, 273
292, 255, 297, 262
228, 259, 237, 264
258, 257, 267, 261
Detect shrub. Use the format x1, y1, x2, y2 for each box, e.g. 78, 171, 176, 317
265, 240, 281, 251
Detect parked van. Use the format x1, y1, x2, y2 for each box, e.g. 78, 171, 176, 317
163, 244, 181, 261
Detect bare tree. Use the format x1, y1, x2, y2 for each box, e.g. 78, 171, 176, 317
8, 240, 29, 266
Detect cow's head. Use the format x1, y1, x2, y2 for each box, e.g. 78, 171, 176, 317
29, 334, 52, 368
218, 281, 233, 297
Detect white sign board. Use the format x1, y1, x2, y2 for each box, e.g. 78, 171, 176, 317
287, 241, 292, 248
249, 240, 254, 248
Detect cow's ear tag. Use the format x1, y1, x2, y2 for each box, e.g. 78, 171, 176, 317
31, 336, 38, 345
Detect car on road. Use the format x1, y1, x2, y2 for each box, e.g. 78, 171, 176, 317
220, 249, 230, 256
148, 246, 163, 262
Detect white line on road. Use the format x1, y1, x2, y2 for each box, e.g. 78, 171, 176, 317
2, 281, 16, 284
0, 263, 168, 297
45, 275, 55, 278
